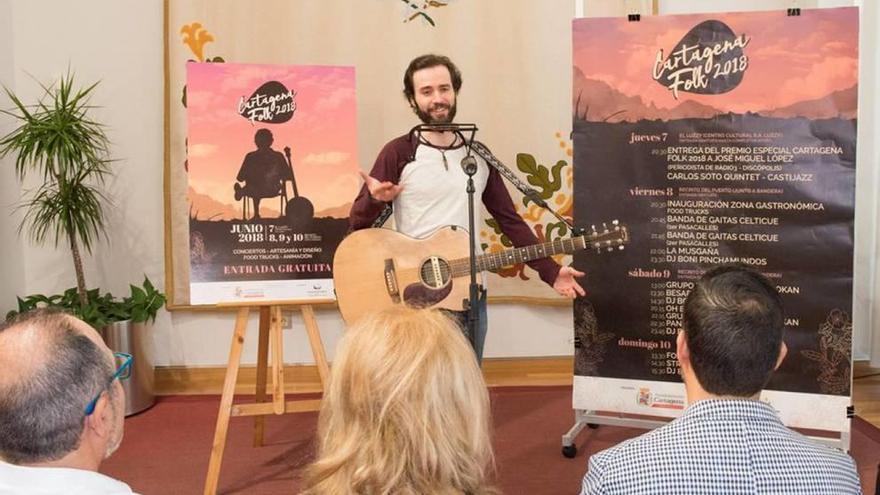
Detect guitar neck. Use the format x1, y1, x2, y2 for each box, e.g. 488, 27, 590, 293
449, 236, 589, 276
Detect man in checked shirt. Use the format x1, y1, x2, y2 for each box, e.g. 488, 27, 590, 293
581, 264, 861, 495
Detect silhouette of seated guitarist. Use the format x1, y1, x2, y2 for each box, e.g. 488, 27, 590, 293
234, 128, 292, 219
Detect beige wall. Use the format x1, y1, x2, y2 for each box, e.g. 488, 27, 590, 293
0, 0, 166, 339
0, 0, 577, 366
0, 0, 25, 311
0, 0, 875, 366
861, 0, 880, 366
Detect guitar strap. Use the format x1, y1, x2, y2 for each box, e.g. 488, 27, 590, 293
470, 141, 547, 207
372, 203, 393, 228
472, 140, 582, 234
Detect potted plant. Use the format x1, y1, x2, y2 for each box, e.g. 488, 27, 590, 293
1, 72, 165, 414
6, 276, 166, 328
1, 72, 111, 306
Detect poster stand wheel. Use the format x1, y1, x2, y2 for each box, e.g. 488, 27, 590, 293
561, 409, 668, 459
561, 408, 851, 458
203, 300, 332, 495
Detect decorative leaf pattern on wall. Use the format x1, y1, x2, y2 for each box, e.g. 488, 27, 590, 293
179, 22, 226, 108
800, 309, 852, 395
179, 22, 226, 172
480, 133, 574, 281
517, 153, 565, 208
180, 23, 214, 62
399, 0, 455, 26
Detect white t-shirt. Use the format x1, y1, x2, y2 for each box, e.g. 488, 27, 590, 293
393, 142, 490, 239
349, 132, 561, 286
0, 461, 136, 495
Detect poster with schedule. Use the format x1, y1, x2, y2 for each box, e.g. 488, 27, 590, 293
571, 8, 858, 432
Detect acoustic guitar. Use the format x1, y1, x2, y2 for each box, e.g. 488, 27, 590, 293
333, 221, 628, 323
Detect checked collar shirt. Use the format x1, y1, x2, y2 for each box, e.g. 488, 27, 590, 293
581, 399, 861, 495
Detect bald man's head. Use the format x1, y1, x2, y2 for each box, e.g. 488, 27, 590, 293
0, 309, 116, 464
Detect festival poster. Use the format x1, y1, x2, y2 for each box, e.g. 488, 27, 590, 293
571, 8, 858, 432
186, 62, 358, 305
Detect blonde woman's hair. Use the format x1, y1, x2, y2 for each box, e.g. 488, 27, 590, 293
302, 307, 495, 494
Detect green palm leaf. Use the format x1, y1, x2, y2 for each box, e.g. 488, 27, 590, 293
0, 71, 112, 304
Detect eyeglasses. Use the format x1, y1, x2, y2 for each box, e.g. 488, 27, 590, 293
84, 352, 133, 416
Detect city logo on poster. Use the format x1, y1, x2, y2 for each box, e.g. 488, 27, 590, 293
238, 80, 297, 124
637, 387, 685, 410
234, 287, 266, 299
652, 20, 750, 100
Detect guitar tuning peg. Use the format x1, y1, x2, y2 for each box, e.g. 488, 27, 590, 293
595, 247, 601, 254
612, 219, 619, 226
590, 224, 596, 232
606, 246, 613, 252
602, 222, 608, 232
619, 245, 625, 250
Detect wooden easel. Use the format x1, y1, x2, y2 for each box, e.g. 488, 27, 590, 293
203, 300, 332, 495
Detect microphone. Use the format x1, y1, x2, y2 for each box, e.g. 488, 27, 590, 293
461, 155, 478, 176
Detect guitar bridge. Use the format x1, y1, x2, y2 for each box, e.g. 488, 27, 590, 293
384, 259, 401, 303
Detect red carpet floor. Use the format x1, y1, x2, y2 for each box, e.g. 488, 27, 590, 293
100, 387, 880, 494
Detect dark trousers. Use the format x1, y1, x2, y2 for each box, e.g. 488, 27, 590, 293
442, 294, 488, 363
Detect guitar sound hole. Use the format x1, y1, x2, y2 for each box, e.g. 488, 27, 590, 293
419, 257, 451, 289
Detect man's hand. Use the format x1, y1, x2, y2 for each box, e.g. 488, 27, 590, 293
553, 266, 586, 299
360, 171, 402, 202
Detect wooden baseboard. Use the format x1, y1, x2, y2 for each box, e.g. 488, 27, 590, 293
153, 359, 880, 430
155, 356, 574, 395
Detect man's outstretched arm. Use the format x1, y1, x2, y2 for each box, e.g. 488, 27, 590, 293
348, 137, 411, 231
482, 165, 585, 298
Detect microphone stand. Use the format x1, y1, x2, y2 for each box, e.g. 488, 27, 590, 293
461, 153, 485, 354
413, 123, 484, 354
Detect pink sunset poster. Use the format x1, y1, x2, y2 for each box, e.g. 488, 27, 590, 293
186, 62, 358, 305
572, 8, 858, 121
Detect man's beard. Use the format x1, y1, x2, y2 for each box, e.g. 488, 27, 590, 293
415, 101, 457, 124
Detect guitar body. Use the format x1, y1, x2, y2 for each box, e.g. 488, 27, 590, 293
334, 220, 629, 324
333, 226, 474, 324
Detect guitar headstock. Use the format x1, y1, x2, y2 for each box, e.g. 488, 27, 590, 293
586, 220, 629, 253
